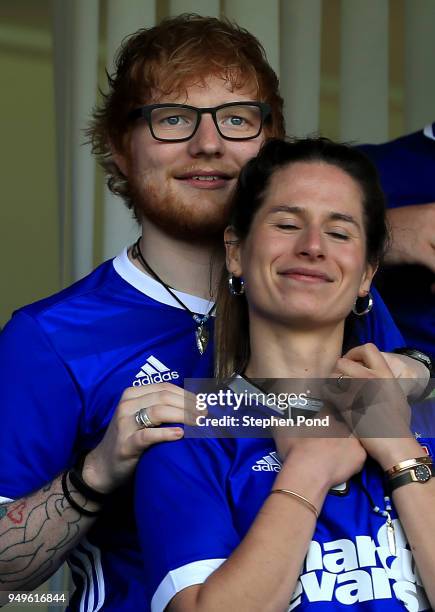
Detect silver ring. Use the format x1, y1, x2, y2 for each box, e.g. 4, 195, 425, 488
135, 407, 155, 429
336, 374, 349, 390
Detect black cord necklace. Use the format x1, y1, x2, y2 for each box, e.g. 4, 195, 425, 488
132, 238, 215, 354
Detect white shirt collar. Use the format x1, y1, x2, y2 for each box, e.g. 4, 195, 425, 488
112, 247, 214, 315
423, 123, 435, 140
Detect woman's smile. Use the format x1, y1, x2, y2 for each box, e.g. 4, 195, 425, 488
277, 267, 334, 283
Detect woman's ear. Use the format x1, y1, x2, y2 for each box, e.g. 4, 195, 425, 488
224, 226, 243, 277
358, 262, 378, 297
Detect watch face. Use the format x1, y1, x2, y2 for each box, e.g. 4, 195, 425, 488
414, 464, 431, 483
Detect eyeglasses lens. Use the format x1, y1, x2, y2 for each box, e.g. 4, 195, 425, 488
216, 105, 262, 139
151, 107, 197, 139
150, 105, 263, 140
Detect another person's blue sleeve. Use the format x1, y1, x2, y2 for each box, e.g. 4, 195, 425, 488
359, 124, 435, 209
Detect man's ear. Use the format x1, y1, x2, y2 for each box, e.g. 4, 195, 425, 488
224, 226, 243, 277
110, 140, 129, 177
358, 262, 378, 297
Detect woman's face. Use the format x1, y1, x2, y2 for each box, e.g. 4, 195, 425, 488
226, 161, 376, 329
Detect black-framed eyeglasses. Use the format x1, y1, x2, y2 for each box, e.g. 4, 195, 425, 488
127, 101, 271, 142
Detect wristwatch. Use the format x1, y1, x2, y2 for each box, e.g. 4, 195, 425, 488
386, 455, 433, 477
393, 348, 433, 378
389, 463, 434, 492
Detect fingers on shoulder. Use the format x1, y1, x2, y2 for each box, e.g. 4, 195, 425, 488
120, 381, 184, 401
131, 426, 184, 452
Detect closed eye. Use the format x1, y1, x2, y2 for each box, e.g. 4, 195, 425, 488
327, 231, 350, 240
276, 223, 300, 230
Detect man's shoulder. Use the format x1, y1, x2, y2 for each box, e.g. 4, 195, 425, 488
18, 258, 118, 320
359, 125, 435, 208
360, 124, 435, 158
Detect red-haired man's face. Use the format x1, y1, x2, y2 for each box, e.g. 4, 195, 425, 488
113, 75, 266, 241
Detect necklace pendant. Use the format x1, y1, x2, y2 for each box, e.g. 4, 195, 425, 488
386, 513, 396, 557
195, 324, 209, 355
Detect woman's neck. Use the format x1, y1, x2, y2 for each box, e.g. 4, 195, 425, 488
245, 317, 345, 379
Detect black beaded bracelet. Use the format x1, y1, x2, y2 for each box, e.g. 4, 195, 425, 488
61, 470, 102, 517
68, 452, 107, 504
393, 347, 434, 401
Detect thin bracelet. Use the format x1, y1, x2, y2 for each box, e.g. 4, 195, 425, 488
270, 489, 319, 519
61, 471, 102, 517
386, 456, 432, 477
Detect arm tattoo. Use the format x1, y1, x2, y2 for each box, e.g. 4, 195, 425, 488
0, 474, 97, 590
4, 502, 27, 525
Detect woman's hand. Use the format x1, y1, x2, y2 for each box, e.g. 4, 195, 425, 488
272, 407, 367, 492
332, 343, 421, 470
82, 383, 201, 494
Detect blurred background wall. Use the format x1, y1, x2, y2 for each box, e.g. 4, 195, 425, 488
1, 0, 434, 328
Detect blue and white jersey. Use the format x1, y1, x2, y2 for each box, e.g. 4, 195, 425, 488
0, 247, 404, 610
359, 123, 435, 359
135, 430, 434, 611
0, 248, 213, 611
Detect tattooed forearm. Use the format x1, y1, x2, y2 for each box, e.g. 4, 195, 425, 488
0, 473, 99, 591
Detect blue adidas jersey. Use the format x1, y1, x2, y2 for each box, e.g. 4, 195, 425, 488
135, 426, 434, 611
359, 123, 435, 359
0, 249, 214, 611
0, 248, 404, 610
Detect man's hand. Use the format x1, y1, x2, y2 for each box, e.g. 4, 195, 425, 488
83, 383, 201, 494
381, 351, 430, 399
386, 204, 435, 279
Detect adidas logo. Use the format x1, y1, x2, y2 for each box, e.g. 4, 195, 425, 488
252, 452, 282, 472
132, 355, 179, 386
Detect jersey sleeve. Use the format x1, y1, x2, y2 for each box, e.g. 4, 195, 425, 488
359, 127, 435, 209
0, 311, 82, 500
134, 437, 239, 612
